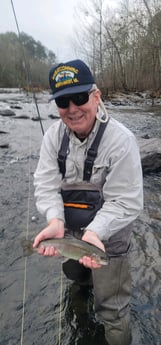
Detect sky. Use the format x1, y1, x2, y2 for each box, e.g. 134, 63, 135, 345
0, 0, 117, 62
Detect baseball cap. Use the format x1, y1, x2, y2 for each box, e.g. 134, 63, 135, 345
49, 59, 95, 99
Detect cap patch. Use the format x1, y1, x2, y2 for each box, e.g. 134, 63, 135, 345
49, 59, 95, 99
51, 65, 79, 89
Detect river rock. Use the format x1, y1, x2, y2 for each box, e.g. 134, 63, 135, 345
13, 115, 30, 119
48, 114, 60, 119
0, 143, 9, 148
0, 109, 16, 116
10, 105, 23, 109
138, 137, 161, 174
31, 116, 45, 121
0, 130, 9, 134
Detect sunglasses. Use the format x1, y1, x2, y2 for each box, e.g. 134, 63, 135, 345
55, 91, 94, 109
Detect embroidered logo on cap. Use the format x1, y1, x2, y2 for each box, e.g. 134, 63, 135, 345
51, 65, 79, 89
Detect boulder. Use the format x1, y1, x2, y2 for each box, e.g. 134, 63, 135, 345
137, 137, 161, 174
0, 109, 16, 116
13, 115, 30, 119
0, 143, 9, 148
0, 130, 8, 134
31, 116, 45, 121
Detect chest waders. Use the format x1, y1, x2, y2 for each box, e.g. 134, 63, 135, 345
58, 122, 132, 345
57, 121, 108, 283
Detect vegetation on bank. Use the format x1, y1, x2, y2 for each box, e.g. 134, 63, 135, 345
74, 0, 161, 97
1, 0, 161, 98
0, 32, 56, 89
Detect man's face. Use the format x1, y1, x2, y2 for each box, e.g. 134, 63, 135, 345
56, 90, 101, 138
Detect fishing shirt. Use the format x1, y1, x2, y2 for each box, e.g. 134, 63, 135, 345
34, 115, 143, 241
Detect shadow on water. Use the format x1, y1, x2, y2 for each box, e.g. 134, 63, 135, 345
0, 91, 161, 345
61, 283, 106, 345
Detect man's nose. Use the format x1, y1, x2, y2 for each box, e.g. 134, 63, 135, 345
68, 101, 78, 112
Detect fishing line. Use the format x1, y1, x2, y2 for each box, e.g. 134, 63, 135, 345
10, 3, 62, 344
20, 98, 33, 345
10, 0, 44, 135
10, 0, 44, 342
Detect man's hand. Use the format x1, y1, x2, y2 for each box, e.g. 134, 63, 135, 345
79, 230, 105, 269
33, 218, 64, 256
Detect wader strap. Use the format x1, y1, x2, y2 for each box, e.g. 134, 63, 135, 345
58, 120, 109, 180
83, 121, 108, 181
57, 130, 70, 178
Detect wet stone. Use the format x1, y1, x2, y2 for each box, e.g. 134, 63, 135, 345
0, 109, 16, 116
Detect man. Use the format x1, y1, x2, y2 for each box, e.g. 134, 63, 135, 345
33, 59, 143, 345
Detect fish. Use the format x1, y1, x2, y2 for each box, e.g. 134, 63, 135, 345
21, 237, 108, 266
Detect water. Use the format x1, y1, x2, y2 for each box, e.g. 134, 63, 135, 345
0, 91, 161, 345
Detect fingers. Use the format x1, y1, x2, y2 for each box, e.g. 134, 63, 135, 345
79, 256, 102, 269
33, 220, 65, 249
33, 228, 49, 248
82, 230, 105, 252
37, 245, 59, 257
33, 234, 42, 248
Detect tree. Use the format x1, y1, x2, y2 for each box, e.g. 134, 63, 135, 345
73, 0, 161, 92
0, 31, 57, 88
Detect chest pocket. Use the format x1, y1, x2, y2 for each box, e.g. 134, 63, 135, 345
61, 182, 103, 230
58, 121, 109, 230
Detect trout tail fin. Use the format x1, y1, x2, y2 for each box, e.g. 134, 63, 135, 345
21, 239, 34, 256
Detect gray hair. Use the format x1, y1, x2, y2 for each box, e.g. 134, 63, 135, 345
90, 84, 109, 123
90, 83, 99, 91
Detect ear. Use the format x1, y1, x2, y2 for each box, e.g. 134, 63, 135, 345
94, 89, 101, 106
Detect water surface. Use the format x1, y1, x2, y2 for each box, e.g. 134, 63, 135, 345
0, 91, 161, 345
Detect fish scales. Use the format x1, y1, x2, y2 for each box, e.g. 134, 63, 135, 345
21, 237, 108, 265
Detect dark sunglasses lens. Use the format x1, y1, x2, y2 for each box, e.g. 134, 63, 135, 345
72, 93, 89, 106
55, 92, 89, 108
55, 97, 69, 108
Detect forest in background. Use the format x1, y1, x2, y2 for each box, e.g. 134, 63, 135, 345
1, 0, 161, 96
0, 31, 56, 89
73, 0, 161, 97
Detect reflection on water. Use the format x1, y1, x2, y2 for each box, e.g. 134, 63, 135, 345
62, 283, 106, 345
0, 92, 161, 345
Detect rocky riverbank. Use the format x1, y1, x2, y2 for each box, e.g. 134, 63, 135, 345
0, 89, 161, 174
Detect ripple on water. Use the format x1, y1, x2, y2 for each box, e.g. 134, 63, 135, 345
0, 93, 161, 345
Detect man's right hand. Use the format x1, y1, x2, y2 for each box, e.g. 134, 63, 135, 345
33, 218, 64, 256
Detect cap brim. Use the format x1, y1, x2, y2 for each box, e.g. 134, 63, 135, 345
49, 84, 93, 101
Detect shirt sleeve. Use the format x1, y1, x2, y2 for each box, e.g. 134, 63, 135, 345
86, 134, 143, 241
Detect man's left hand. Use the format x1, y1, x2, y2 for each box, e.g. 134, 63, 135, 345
79, 230, 105, 269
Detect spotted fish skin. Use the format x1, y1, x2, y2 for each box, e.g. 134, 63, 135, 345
21, 237, 108, 265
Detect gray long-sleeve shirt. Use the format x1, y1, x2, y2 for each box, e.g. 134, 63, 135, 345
34, 116, 143, 241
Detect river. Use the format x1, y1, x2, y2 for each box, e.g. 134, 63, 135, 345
0, 90, 161, 345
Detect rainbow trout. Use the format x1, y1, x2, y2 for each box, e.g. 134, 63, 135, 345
21, 237, 108, 266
